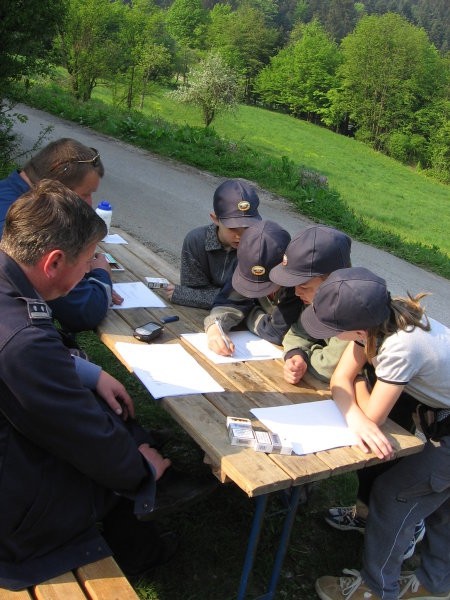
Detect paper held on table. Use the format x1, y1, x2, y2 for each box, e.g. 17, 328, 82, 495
102, 233, 128, 244
251, 399, 359, 455
111, 281, 166, 308
181, 330, 283, 363
115, 342, 224, 399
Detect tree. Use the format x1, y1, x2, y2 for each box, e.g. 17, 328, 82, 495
166, 0, 208, 82
169, 53, 241, 127
335, 13, 448, 150
56, 0, 126, 101
0, 0, 65, 171
207, 5, 280, 100
111, 0, 174, 110
166, 0, 207, 48
0, 0, 64, 83
254, 20, 342, 122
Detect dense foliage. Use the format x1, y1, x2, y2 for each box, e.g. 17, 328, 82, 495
1, 0, 449, 182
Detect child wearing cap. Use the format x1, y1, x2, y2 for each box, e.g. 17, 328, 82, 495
301, 267, 450, 600
204, 220, 296, 355
269, 225, 352, 384
163, 179, 262, 309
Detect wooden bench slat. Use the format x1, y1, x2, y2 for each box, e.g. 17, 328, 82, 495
76, 557, 139, 600
0, 589, 33, 600
33, 571, 88, 600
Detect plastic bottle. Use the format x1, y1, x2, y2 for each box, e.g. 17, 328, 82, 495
95, 200, 113, 234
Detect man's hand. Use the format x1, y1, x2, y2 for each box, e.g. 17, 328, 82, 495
163, 283, 175, 301
92, 253, 111, 273
111, 288, 124, 305
284, 355, 308, 384
206, 323, 234, 356
139, 444, 171, 480
96, 370, 135, 420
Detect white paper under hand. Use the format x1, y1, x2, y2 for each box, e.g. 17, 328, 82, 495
181, 330, 283, 363
251, 399, 359, 455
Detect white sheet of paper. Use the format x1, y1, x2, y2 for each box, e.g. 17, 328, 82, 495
111, 282, 166, 309
115, 342, 224, 399
251, 399, 359, 455
181, 331, 283, 363
102, 233, 128, 244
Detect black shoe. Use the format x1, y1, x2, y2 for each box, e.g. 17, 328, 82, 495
139, 469, 219, 521
147, 428, 174, 450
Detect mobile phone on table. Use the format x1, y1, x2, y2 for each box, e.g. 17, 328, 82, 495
133, 321, 164, 343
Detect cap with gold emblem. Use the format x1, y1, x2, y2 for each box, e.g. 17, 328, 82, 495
232, 220, 291, 297
269, 225, 352, 287
213, 179, 262, 229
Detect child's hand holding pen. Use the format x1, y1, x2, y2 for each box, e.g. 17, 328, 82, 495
206, 318, 235, 356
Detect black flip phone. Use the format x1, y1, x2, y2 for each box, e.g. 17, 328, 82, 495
133, 321, 163, 343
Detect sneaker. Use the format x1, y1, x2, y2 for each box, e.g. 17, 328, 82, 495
325, 506, 366, 533
315, 570, 450, 600
403, 521, 426, 561
315, 569, 381, 599
398, 572, 450, 599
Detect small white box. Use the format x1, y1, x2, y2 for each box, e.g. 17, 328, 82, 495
146, 277, 169, 289
253, 430, 293, 455
227, 416, 255, 447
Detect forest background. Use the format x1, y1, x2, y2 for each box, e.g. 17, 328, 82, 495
0, 1, 449, 598
1, 0, 449, 278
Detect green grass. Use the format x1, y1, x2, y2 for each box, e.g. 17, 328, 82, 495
79, 330, 364, 600
94, 82, 450, 261
9, 75, 450, 279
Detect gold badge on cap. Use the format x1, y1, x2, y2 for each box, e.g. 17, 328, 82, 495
237, 200, 251, 212
282, 254, 288, 266
251, 265, 266, 276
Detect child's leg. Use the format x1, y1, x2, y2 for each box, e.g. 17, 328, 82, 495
361, 438, 450, 599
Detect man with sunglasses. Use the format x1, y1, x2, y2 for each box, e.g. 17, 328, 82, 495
0, 138, 123, 339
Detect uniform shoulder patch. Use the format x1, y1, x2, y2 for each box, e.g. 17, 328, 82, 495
26, 300, 52, 322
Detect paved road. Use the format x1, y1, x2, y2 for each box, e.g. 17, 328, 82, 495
12, 104, 450, 326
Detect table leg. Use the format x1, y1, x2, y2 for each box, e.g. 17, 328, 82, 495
237, 494, 268, 600
237, 486, 304, 600
263, 485, 303, 599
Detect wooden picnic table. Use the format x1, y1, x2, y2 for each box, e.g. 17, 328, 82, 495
97, 227, 424, 600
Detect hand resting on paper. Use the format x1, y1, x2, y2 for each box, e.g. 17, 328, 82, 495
284, 354, 308, 384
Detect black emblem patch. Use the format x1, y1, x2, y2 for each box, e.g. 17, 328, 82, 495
27, 300, 52, 321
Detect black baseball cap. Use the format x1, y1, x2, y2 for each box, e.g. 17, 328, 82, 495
269, 225, 352, 287
301, 267, 391, 339
232, 221, 291, 297
213, 179, 262, 229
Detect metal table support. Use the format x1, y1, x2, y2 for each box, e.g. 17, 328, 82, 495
237, 486, 304, 600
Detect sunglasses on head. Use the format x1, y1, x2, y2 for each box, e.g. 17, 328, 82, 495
51, 148, 100, 173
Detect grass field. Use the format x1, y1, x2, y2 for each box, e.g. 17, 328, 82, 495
93, 83, 450, 261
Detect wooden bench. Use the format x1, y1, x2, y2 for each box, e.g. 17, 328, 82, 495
0, 556, 138, 600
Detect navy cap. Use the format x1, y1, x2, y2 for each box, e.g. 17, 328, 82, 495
213, 179, 262, 229
301, 267, 391, 339
270, 225, 352, 287
232, 221, 291, 297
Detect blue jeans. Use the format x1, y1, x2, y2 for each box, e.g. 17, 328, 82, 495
361, 436, 450, 599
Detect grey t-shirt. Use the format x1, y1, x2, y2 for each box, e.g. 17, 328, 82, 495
373, 317, 450, 409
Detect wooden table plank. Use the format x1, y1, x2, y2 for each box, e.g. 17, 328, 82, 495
162, 394, 293, 495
